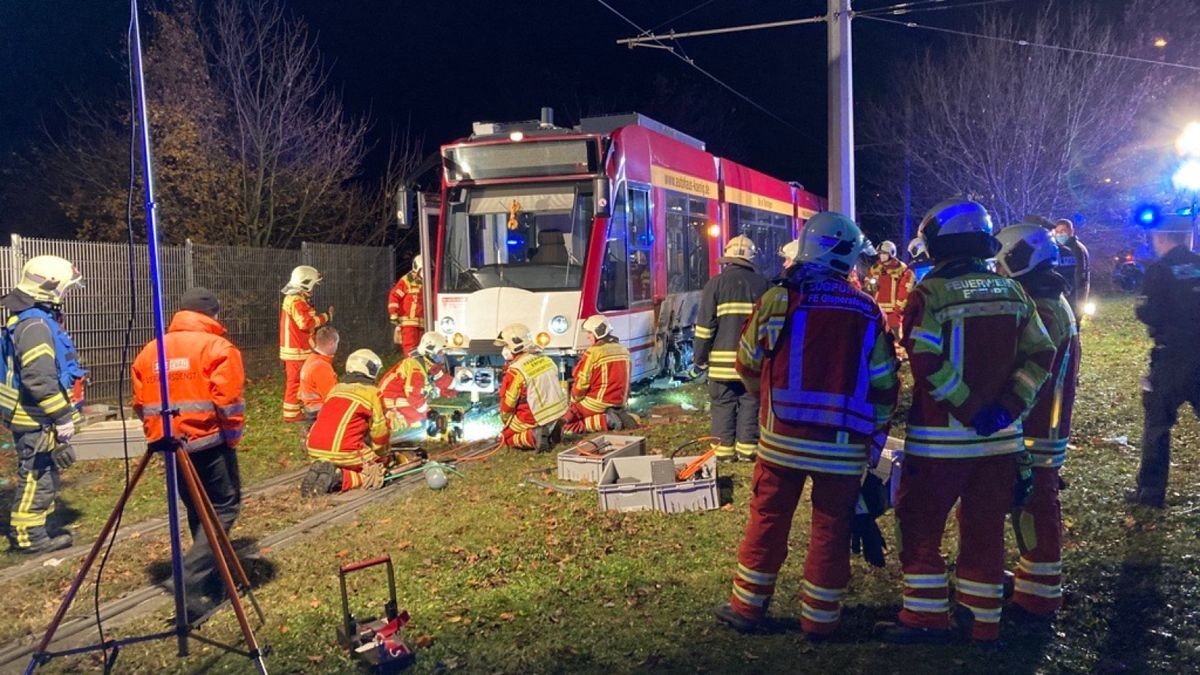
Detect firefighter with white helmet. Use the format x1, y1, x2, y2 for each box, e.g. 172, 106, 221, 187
495, 323, 567, 451
280, 265, 332, 422
866, 240, 916, 352
388, 255, 425, 356
695, 235, 770, 462
994, 223, 1079, 619
716, 211, 900, 637
907, 236, 934, 283
562, 315, 635, 435
378, 331, 455, 436
778, 240, 800, 277
302, 349, 391, 495
2, 255, 86, 553
877, 198, 1056, 645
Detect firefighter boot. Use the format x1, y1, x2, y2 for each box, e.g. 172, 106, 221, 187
300, 461, 341, 497
617, 409, 640, 430
605, 409, 623, 431
11, 533, 73, 555
713, 602, 766, 634
532, 426, 552, 453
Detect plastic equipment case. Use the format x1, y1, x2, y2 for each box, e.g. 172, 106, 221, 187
337, 555, 415, 672
597, 455, 663, 512
557, 434, 646, 483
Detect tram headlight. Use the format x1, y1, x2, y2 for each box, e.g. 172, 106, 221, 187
548, 315, 570, 335
535, 331, 552, 347
452, 332, 466, 347
439, 316, 456, 335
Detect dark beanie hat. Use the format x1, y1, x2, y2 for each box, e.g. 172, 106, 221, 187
181, 287, 220, 317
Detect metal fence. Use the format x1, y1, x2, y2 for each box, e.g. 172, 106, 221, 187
3, 235, 395, 402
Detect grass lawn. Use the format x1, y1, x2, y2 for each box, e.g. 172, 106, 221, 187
26, 296, 1200, 673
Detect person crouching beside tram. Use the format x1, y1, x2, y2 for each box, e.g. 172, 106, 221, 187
563, 315, 636, 435
995, 224, 1080, 620
877, 198, 1056, 646
378, 332, 455, 437
714, 212, 900, 639
299, 325, 340, 423
301, 349, 390, 496
495, 323, 567, 451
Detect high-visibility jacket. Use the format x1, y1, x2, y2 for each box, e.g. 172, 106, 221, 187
736, 267, 899, 475
279, 293, 329, 361
0, 295, 86, 432
1020, 275, 1080, 469
299, 352, 337, 417
570, 339, 631, 414
305, 379, 388, 467
901, 259, 1056, 459
868, 257, 915, 315
695, 261, 770, 381
387, 273, 423, 328
378, 356, 454, 413
499, 352, 567, 430
132, 310, 246, 452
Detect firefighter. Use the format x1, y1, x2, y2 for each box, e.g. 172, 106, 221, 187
695, 235, 770, 462
299, 325, 339, 421
562, 315, 636, 434
878, 197, 1056, 645
1128, 215, 1200, 508
301, 349, 390, 496
777, 240, 800, 279
495, 323, 568, 451
867, 241, 916, 337
714, 212, 900, 638
280, 265, 332, 423
1, 256, 85, 554
994, 224, 1080, 618
131, 288, 246, 622
1053, 219, 1091, 319
378, 331, 455, 435
388, 255, 424, 356
907, 237, 934, 284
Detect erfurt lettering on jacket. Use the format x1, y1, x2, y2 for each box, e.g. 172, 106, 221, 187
945, 277, 1010, 298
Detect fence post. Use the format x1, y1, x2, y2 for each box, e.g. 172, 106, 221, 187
301, 241, 310, 266
10, 234, 23, 284
185, 238, 194, 289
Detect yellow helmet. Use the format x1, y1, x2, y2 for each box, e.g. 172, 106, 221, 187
493, 323, 533, 354
282, 265, 321, 295
16, 255, 83, 305
345, 349, 383, 380
721, 234, 757, 264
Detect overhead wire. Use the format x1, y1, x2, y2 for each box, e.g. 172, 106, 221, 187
856, 0, 1018, 17
644, 0, 724, 35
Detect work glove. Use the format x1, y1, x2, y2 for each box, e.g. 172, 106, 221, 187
970, 404, 1013, 437
50, 444, 77, 471
851, 513, 887, 568
54, 419, 76, 443
361, 462, 385, 490
1012, 450, 1034, 508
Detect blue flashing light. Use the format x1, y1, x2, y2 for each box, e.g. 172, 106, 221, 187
506, 239, 520, 246
1134, 204, 1161, 227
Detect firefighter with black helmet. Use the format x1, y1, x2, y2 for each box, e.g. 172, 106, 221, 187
694, 235, 770, 462
1, 255, 86, 554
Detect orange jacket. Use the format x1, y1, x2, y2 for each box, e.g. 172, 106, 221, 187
378, 356, 454, 413
868, 257, 915, 315
132, 311, 246, 452
570, 340, 631, 414
299, 352, 338, 416
387, 273, 423, 327
279, 293, 329, 361
305, 380, 389, 467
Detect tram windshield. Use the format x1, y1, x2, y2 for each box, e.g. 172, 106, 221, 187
440, 182, 594, 293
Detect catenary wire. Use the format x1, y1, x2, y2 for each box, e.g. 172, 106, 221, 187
645, 0, 724, 34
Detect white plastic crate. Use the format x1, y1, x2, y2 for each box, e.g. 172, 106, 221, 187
654, 455, 719, 513
597, 454, 663, 512
557, 434, 646, 483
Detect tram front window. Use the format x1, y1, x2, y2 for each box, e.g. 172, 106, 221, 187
440, 183, 594, 293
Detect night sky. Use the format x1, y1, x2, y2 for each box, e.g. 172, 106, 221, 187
1, 0, 1127, 237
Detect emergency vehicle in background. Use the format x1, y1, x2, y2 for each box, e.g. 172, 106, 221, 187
400, 110, 825, 392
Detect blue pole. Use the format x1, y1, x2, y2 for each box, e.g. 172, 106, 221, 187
129, 0, 190, 656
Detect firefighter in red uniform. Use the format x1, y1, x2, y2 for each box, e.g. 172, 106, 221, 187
878, 198, 1056, 645
280, 265, 332, 422
300, 349, 389, 495
378, 332, 455, 435
495, 323, 568, 451
867, 241, 915, 336
299, 325, 339, 421
388, 255, 424, 356
562, 315, 636, 434
995, 223, 1080, 619
714, 212, 900, 638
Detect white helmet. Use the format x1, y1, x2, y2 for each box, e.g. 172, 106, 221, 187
918, 197, 996, 258
282, 265, 321, 295
720, 235, 757, 264
16, 255, 83, 305
794, 211, 865, 276
345, 348, 383, 380
582, 314, 613, 340
493, 323, 533, 354
879, 241, 898, 257
779, 239, 800, 263
412, 255, 423, 274
417, 331, 447, 360
995, 224, 1059, 278
907, 237, 927, 259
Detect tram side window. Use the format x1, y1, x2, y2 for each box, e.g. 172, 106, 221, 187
665, 191, 710, 292
628, 186, 653, 304
732, 204, 790, 280
598, 188, 629, 311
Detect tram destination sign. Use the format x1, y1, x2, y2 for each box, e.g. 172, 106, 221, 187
444, 139, 598, 182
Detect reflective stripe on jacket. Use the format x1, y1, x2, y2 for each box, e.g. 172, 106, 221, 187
694, 262, 770, 381
868, 258, 915, 314
5, 307, 85, 431
305, 381, 388, 466
570, 340, 631, 414
279, 293, 328, 361
378, 356, 453, 412
1022, 291, 1079, 468
387, 274, 424, 327
500, 352, 567, 428
299, 352, 338, 416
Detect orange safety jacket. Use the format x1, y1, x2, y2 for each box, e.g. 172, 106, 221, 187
570, 339, 631, 414
868, 257, 915, 315
387, 273, 424, 328
499, 352, 568, 432
305, 380, 389, 467
299, 352, 338, 417
378, 356, 454, 413
279, 293, 329, 361
132, 311, 246, 452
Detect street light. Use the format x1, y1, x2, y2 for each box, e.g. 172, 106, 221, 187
1172, 159, 1200, 192
1176, 121, 1200, 158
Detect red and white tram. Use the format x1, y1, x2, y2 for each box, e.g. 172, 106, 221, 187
430, 112, 825, 390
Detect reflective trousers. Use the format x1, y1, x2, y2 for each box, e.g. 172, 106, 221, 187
1011, 467, 1063, 616
562, 402, 611, 435
180, 444, 241, 602
1137, 353, 1200, 501
282, 360, 304, 422
709, 379, 758, 460
7, 429, 62, 550
729, 461, 860, 635
895, 453, 1017, 641
396, 325, 422, 356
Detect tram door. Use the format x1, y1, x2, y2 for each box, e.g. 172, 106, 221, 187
417, 192, 441, 329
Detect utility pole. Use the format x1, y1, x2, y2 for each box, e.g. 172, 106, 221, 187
828, 0, 855, 218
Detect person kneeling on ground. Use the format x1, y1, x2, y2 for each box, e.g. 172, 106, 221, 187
563, 315, 637, 434
378, 332, 455, 438
495, 323, 567, 451
301, 349, 391, 496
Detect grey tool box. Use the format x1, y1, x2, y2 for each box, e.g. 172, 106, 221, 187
557, 434, 646, 483
72, 419, 147, 461
598, 453, 721, 514
597, 454, 663, 512
655, 455, 719, 513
